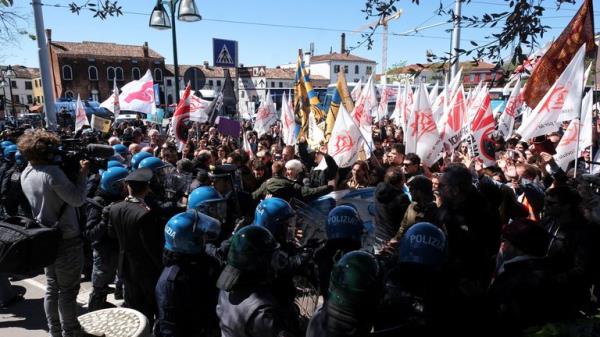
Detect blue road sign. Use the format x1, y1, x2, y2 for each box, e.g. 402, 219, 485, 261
213, 38, 238, 68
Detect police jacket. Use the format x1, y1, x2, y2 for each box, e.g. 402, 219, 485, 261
155, 255, 220, 337
84, 190, 121, 246
216, 286, 290, 337
252, 176, 332, 202
109, 196, 163, 281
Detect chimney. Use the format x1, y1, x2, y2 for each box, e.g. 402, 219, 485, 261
143, 42, 149, 58
310, 42, 315, 56
340, 33, 346, 54
203, 61, 210, 67
45, 29, 52, 43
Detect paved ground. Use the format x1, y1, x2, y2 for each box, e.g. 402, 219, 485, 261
0, 272, 123, 337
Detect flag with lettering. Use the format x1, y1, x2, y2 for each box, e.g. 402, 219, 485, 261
497, 77, 523, 140
328, 104, 362, 168
75, 94, 89, 132
516, 44, 586, 140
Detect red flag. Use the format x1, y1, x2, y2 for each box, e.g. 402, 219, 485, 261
170, 83, 192, 144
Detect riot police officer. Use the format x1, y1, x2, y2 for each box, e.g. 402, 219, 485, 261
109, 167, 163, 323
85, 166, 128, 312
216, 225, 298, 337
155, 210, 222, 337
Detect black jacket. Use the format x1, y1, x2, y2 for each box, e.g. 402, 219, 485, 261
374, 182, 411, 242
252, 176, 332, 202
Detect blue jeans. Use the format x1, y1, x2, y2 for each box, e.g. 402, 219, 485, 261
44, 237, 84, 337
88, 243, 118, 312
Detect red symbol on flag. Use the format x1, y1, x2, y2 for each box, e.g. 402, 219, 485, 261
331, 131, 354, 156
124, 82, 154, 103
538, 85, 567, 114
561, 122, 580, 146
448, 92, 464, 132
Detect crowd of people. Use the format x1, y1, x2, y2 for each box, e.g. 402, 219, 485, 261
0, 110, 599, 337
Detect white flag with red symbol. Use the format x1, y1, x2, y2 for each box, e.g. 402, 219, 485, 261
409, 83, 443, 167
497, 77, 523, 140
579, 89, 593, 156
189, 95, 212, 123
254, 90, 277, 137
437, 85, 467, 149
554, 118, 581, 171
390, 83, 403, 126
243, 130, 254, 159
170, 83, 192, 144
375, 86, 393, 122
467, 90, 497, 167
75, 94, 89, 132
428, 81, 439, 106
400, 86, 414, 134
516, 44, 585, 140
280, 91, 297, 145
328, 104, 362, 168
351, 75, 376, 151
350, 79, 362, 102
431, 86, 446, 123
103, 70, 156, 115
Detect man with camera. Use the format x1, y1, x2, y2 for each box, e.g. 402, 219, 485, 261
18, 129, 91, 337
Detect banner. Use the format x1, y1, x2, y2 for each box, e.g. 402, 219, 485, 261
497, 77, 523, 140
91, 114, 111, 133
217, 117, 241, 138
101, 70, 157, 115
75, 94, 89, 132
328, 104, 362, 168
516, 44, 586, 140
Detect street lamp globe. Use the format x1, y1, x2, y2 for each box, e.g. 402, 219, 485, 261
4, 65, 15, 79
178, 0, 202, 22
149, 2, 171, 30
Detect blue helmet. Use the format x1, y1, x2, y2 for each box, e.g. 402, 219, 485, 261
100, 167, 129, 196
164, 210, 221, 255
1, 140, 15, 149
14, 150, 26, 166
398, 222, 447, 268
139, 156, 167, 171
130, 151, 152, 170
188, 186, 227, 222
326, 205, 363, 242
107, 160, 125, 169
254, 197, 295, 240
113, 144, 129, 156
3, 144, 18, 158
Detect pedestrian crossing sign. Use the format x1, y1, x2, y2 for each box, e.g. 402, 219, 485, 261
213, 38, 238, 68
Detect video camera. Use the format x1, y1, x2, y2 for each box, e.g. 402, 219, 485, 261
55, 139, 115, 182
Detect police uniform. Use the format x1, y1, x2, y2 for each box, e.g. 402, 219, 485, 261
110, 168, 163, 322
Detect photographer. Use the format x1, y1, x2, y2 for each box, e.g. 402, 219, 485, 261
18, 129, 90, 337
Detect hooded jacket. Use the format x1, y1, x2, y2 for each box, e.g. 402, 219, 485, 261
374, 182, 411, 242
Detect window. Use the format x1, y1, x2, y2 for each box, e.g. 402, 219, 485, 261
132, 67, 141, 80
333, 65, 341, 73
11, 80, 17, 89
41, 96, 44, 103
271, 81, 275, 88
62, 65, 73, 80
166, 79, 172, 86
154, 68, 163, 82
344, 65, 349, 74
355, 65, 359, 74
208, 80, 214, 87
241, 91, 245, 98
366, 66, 373, 75
217, 80, 222, 87
115, 67, 124, 81
88, 66, 98, 81
25, 81, 32, 90
469, 74, 475, 82
279, 82, 283, 88
107, 67, 115, 81
13, 95, 19, 103
27, 95, 33, 104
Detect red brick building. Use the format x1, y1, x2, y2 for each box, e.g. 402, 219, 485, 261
47, 30, 165, 102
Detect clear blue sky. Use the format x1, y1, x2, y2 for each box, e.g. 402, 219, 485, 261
2, 0, 596, 70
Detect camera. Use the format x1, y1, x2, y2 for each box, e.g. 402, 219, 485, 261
55, 139, 115, 181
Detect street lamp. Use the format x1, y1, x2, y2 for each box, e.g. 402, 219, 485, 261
3, 65, 16, 118
149, 0, 201, 104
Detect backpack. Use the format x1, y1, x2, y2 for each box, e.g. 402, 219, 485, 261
0, 216, 62, 273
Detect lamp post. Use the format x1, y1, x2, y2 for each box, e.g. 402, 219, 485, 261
149, 0, 201, 105
3, 65, 16, 118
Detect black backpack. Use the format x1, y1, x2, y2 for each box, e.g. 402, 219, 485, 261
0, 213, 63, 274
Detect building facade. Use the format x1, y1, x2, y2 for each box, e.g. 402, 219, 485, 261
0, 65, 39, 115
307, 52, 377, 84
47, 30, 165, 104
